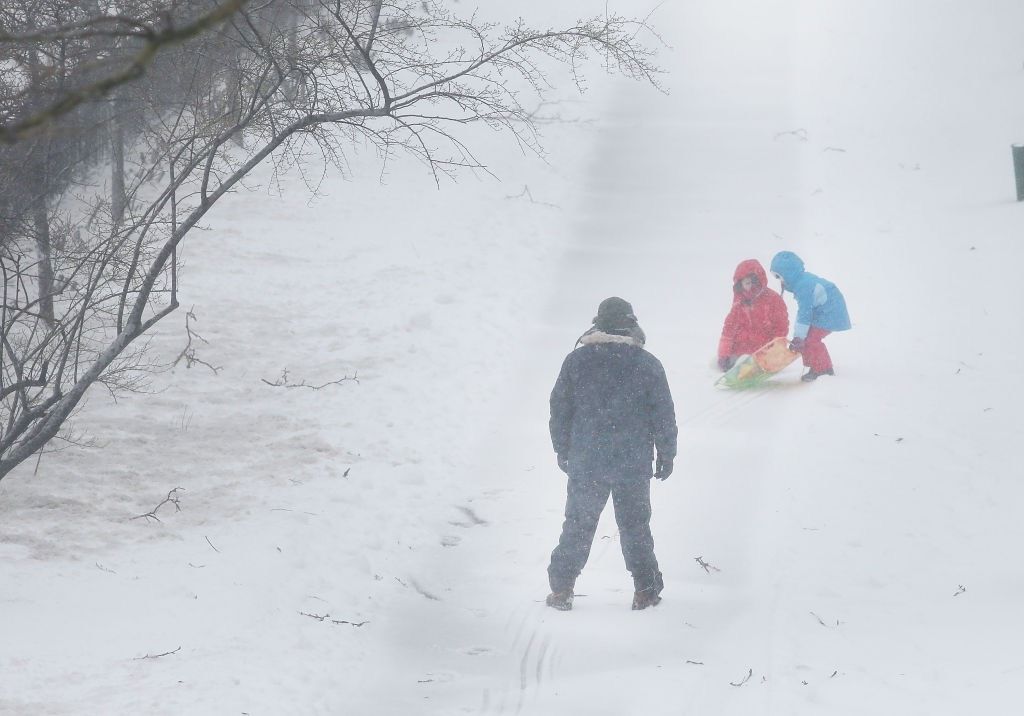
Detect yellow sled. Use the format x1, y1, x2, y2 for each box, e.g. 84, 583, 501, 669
715, 336, 800, 389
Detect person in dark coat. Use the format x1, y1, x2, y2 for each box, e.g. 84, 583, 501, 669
546, 297, 678, 611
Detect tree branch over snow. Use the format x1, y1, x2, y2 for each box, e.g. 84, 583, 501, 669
130, 487, 183, 522
0, 0, 252, 143
261, 368, 358, 390
173, 308, 221, 374
0, 0, 664, 482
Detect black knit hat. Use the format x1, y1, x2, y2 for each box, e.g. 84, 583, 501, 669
593, 296, 637, 332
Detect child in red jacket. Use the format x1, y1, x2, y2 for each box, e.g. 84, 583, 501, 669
717, 259, 789, 371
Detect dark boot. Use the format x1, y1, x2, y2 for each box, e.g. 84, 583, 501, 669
801, 368, 835, 382
631, 588, 662, 610
631, 571, 664, 610
545, 590, 574, 611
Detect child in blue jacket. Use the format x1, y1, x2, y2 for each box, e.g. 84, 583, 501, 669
769, 251, 851, 381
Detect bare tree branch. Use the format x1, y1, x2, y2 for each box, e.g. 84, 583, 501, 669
0, 0, 664, 482
130, 487, 183, 522
132, 645, 181, 660
1, 0, 253, 143
261, 368, 358, 390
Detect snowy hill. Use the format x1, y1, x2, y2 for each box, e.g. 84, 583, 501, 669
3, 1, 1024, 714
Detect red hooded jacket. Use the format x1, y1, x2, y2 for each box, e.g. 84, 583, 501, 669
718, 259, 789, 360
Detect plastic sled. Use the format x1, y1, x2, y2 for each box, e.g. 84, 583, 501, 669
715, 336, 800, 389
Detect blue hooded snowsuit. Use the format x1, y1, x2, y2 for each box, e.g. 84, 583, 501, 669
769, 251, 851, 339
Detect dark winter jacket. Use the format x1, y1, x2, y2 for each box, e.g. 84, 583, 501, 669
718, 259, 789, 360
769, 251, 851, 338
549, 332, 677, 480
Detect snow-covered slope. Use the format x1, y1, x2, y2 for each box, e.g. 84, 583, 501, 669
3, 1, 1024, 714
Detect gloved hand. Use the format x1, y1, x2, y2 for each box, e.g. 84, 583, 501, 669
654, 455, 673, 481
789, 337, 805, 353
717, 355, 735, 372
557, 454, 569, 474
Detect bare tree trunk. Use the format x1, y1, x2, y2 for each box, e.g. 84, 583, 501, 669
367, 0, 382, 53
32, 178, 55, 327
110, 95, 126, 226
25, 22, 55, 326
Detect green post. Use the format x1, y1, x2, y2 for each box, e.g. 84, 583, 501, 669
1013, 145, 1024, 201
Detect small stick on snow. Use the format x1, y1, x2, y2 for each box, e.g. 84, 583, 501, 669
953, 585, 966, 597
774, 128, 808, 141
261, 368, 358, 390
270, 507, 320, 516
408, 579, 441, 601
729, 668, 753, 687
133, 646, 181, 660
694, 556, 720, 573
810, 611, 840, 628
331, 619, 369, 627
504, 184, 561, 209
300, 612, 369, 627
204, 536, 220, 553
130, 488, 183, 522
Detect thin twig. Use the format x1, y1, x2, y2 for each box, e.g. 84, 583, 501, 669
729, 668, 753, 687
774, 128, 808, 141
694, 556, 720, 573
299, 611, 369, 627
261, 368, 358, 390
173, 308, 221, 374
130, 487, 183, 522
133, 645, 181, 660
504, 184, 560, 209
810, 611, 841, 628
1, 0, 251, 143
331, 618, 369, 627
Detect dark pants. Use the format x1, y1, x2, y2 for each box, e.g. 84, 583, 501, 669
547, 474, 661, 593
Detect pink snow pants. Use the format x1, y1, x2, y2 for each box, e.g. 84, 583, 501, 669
803, 327, 833, 373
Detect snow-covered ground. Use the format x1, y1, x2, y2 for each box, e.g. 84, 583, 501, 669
3, 1, 1024, 714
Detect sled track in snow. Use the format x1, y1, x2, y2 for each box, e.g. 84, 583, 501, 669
481, 607, 556, 715
680, 386, 778, 428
